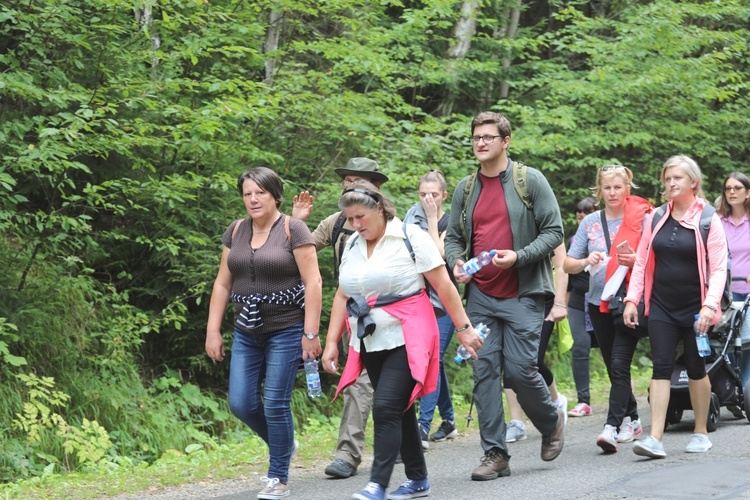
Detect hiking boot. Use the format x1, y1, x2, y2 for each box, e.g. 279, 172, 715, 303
541, 405, 565, 461
325, 458, 358, 479
568, 402, 592, 417
420, 427, 430, 450
352, 482, 386, 500
257, 477, 290, 499
505, 420, 527, 443
470, 449, 511, 481
617, 417, 642, 443
685, 433, 712, 453
596, 424, 618, 453
387, 478, 430, 499
633, 435, 666, 459
429, 420, 458, 442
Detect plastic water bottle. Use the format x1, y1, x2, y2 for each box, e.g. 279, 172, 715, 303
304, 358, 322, 398
694, 314, 711, 357
454, 323, 490, 364
461, 250, 497, 276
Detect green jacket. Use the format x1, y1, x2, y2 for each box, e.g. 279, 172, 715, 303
444, 159, 563, 297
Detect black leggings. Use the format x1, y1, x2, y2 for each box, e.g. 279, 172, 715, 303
648, 319, 707, 380
361, 345, 426, 487
589, 307, 640, 428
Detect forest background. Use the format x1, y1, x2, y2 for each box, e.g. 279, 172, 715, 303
0, 0, 748, 492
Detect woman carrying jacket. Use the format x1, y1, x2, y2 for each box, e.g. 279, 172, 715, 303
624, 155, 727, 458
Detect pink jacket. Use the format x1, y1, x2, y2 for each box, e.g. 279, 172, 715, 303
625, 197, 727, 325
334, 291, 439, 409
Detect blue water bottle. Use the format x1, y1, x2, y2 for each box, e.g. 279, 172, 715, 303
304, 358, 322, 398
694, 314, 711, 357
454, 323, 490, 364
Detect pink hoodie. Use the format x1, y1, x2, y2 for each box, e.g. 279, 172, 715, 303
625, 197, 727, 325
334, 291, 439, 409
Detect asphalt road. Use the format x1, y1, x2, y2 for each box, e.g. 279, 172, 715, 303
112, 397, 750, 500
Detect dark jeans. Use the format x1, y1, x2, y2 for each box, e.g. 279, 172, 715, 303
589, 308, 639, 429
361, 345, 426, 487
228, 324, 302, 483
568, 306, 592, 405
418, 313, 456, 432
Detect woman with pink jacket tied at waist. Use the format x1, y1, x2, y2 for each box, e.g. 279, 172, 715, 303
322, 180, 482, 500
623, 155, 727, 459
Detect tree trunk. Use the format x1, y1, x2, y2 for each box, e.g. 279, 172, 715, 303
264, 10, 284, 86
439, 1, 479, 116
498, 3, 520, 99
135, 3, 161, 80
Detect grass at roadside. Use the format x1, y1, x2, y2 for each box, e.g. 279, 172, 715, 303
1, 356, 654, 500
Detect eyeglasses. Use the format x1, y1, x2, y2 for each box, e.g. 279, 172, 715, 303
725, 186, 747, 193
471, 135, 503, 144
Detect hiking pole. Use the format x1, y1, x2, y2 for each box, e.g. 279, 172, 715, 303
465, 394, 474, 427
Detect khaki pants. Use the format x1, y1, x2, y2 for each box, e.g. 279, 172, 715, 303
334, 369, 374, 466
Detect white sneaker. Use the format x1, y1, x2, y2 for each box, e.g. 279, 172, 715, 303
633, 435, 667, 459
596, 424, 618, 453
554, 394, 568, 426
257, 477, 290, 499
685, 433, 712, 453
617, 417, 643, 443
505, 420, 527, 443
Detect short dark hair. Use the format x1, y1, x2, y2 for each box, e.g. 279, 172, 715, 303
237, 167, 284, 207
575, 196, 598, 214
471, 111, 512, 138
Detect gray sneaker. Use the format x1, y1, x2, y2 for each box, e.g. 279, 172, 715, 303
505, 420, 527, 443
633, 435, 666, 459
325, 458, 358, 479
685, 433, 712, 453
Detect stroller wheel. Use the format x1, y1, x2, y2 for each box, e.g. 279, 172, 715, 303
744, 380, 750, 423
707, 392, 720, 432
666, 403, 683, 425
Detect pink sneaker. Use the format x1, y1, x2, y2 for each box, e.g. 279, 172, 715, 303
568, 402, 592, 417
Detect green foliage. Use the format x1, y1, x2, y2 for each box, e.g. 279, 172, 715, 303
1, 0, 749, 486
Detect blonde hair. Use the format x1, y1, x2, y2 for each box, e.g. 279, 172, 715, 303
660, 155, 704, 200
590, 165, 638, 203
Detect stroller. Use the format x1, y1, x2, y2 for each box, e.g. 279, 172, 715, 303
663, 294, 750, 431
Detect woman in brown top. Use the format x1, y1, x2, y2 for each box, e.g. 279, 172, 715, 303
206, 167, 322, 500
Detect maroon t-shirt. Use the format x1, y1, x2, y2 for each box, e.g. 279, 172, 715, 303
471, 173, 519, 298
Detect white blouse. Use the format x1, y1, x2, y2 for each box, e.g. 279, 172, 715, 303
339, 217, 444, 353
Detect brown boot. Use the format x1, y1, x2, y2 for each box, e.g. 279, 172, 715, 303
541, 404, 565, 461
470, 449, 511, 481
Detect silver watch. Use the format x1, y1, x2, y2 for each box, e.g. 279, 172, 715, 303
304, 332, 319, 340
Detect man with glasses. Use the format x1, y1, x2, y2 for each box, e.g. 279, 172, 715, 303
444, 111, 565, 481
292, 157, 388, 479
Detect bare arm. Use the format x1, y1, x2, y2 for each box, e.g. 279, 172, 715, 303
322, 288, 349, 373
206, 246, 233, 362
547, 243, 568, 322
294, 243, 323, 360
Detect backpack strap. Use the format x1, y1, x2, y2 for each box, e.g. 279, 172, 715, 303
401, 222, 416, 263
513, 161, 532, 209
284, 214, 291, 242
437, 212, 450, 235
231, 218, 246, 241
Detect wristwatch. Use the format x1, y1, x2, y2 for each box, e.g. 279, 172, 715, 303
304, 332, 319, 340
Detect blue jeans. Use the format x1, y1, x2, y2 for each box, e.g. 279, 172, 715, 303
228, 323, 302, 483
418, 314, 456, 433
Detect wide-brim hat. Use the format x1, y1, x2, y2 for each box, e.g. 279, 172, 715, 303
334, 157, 389, 184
